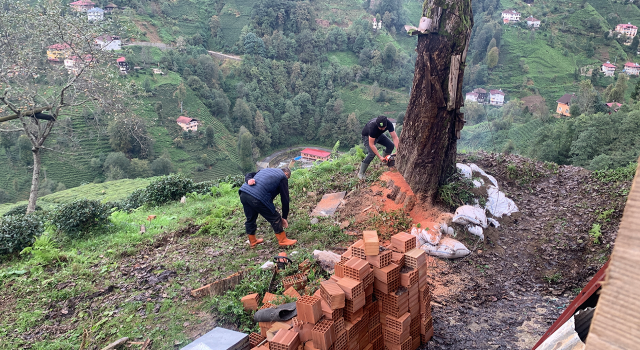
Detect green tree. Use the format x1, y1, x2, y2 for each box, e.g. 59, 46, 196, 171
104, 152, 131, 177
632, 79, 640, 101
130, 158, 152, 178
232, 98, 253, 132
154, 101, 163, 125
108, 116, 153, 159
237, 126, 255, 173
209, 16, 221, 38
151, 157, 174, 176
461, 101, 485, 125
382, 43, 397, 69
609, 73, 628, 102
17, 135, 32, 165
487, 47, 499, 69
173, 82, 187, 114
205, 125, 215, 147
575, 80, 598, 115
487, 38, 497, 52
254, 110, 271, 151
243, 33, 266, 56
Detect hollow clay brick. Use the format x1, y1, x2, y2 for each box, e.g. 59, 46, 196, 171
296, 295, 323, 324
390, 252, 404, 267
242, 293, 261, 311
403, 249, 426, 269
362, 231, 380, 256
345, 293, 366, 314
283, 273, 308, 291
284, 286, 301, 299
383, 327, 410, 345
411, 337, 420, 350
250, 332, 266, 348
344, 304, 364, 323
263, 292, 278, 304
364, 271, 374, 288
335, 330, 347, 350
267, 322, 293, 341
421, 326, 433, 343
321, 298, 344, 320
371, 335, 383, 350
385, 313, 411, 334
311, 319, 336, 350
390, 233, 416, 253
335, 261, 345, 278
366, 249, 392, 269
270, 328, 300, 350
260, 321, 275, 337
350, 240, 366, 260
334, 317, 345, 333
373, 263, 400, 284
341, 248, 353, 263
344, 257, 371, 281
320, 280, 346, 310
336, 277, 364, 299
399, 267, 418, 288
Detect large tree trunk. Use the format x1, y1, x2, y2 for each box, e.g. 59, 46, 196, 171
27, 147, 41, 214
397, 0, 473, 203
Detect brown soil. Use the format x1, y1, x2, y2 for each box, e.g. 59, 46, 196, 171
133, 20, 162, 43
336, 152, 629, 349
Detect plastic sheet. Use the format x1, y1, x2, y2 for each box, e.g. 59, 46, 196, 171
467, 225, 484, 240
469, 163, 499, 188
456, 163, 473, 179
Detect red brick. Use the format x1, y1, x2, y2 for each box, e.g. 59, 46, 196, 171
344, 257, 371, 281
337, 277, 364, 299
296, 295, 323, 324
242, 293, 260, 311
321, 280, 346, 309
351, 240, 366, 260
270, 329, 300, 350
311, 319, 336, 350
366, 249, 392, 269
403, 249, 426, 269
390, 233, 416, 253
362, 231, 379, 256
372, 263, 400, 284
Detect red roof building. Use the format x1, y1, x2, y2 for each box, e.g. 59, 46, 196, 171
301, 148, 331, 161
70, 0, 96, 12
615, 23, 638, 40
176, 116, 199, 131
623, 62, 640, 75
602, 62, 616, 77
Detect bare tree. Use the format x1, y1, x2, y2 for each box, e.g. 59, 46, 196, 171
397, 0, 473, 202
0, 1, 129, 213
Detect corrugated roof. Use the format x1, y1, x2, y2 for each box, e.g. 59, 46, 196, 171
557, 93, 575, 104
176, 116, 196, 124
301, 148, 331, 158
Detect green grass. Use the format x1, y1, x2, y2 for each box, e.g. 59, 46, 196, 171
328, 51, 359, 66
0, 150, 375, 349
589, 1, 640, 27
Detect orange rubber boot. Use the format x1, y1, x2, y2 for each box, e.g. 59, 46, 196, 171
275, 232, 297, 247
248, 235, 264, 248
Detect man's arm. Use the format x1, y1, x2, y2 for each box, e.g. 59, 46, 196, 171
369, 136, 385, 161
389, 131, 400, 152
279, 178, 290, 220
245, 171, 258, 185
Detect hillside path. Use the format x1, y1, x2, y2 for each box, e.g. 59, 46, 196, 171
207, 51, 242, 61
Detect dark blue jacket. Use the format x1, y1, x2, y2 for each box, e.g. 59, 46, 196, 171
239, 168, 290, 218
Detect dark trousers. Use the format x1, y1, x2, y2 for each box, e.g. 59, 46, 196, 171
362, 134, 394, 165
239, 191, 283, 236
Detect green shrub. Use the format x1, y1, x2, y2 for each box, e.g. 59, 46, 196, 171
0, 214, 44, 255
51, 200, 111, 238
144, 174, 195, 206
2, 204, 42, 217
117, 188, 148, 211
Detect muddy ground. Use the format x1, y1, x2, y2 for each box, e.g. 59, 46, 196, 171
335, 152, 629, 349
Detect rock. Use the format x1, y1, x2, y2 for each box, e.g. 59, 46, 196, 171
339, 221, 350, 229
260, 261, 275, 270
313, 250, 341, 272
310, 218, 319, 224
180, 196, 186, 203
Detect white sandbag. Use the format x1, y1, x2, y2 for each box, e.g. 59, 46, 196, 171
485, 186, 519, 218
438, 223, 455, 237
467, 225, 484, 240
487, 217, 500, 228
469, 163, 499, 188
313, 250, 341, 271
420, 237, 470, 259
411, 226, 441, 246
456, 163, 472, 179
453, 205, 488, 228
472, 179, 484, 188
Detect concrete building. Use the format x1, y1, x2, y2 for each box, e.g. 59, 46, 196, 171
556, 93, 575, 117
301, 148, 331, 161
116, 56, 128, 74
489, 89, 505, 106
47, 43, 71, 62
465, 92, 479, 102
526, 16, 541, 28
69, 0, 95, 12
95, 35, 121, 51
87, 7, 104, 21
176, 116, 199, 131
501, 9, 521, 23
602, 62, 616, 77
623, 62, 640, 75
615, 23, 638, 39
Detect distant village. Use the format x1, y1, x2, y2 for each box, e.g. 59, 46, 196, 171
464, 8, 640, 117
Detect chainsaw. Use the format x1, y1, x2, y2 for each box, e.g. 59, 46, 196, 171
384, 154, 396, 167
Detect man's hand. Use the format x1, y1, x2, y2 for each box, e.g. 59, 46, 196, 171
281, 218, 289, 228
248, 179, 256, 186
379, 154, 387, 162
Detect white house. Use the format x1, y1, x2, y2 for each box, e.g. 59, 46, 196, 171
87, 7, 104, 21
95, 35, 121, 51
615, 23, 638, 39
526, 16, 541, 28
501, 10, 521, 23
623, 62, 640, 76
176, 116, 199, 131
69, 0, 95, 12
602, 62, 616, 77
489, 89, 505, 106
117, 56, 128, 74
465, 92, 479, 102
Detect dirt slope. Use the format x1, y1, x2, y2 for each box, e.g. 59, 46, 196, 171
337, 152, 629, 349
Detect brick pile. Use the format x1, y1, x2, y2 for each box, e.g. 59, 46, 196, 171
248, 231, 433, 350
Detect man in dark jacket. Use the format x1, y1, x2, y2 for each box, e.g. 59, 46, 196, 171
239, 167, 297, 248
358, 115, 400, 179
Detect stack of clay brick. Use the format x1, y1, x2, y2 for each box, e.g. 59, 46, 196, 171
246, 231, 433, 350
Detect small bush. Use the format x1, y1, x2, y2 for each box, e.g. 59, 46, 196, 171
144, 174, 195, 206
117, 188, 148, 211
2, 204, 42, 218
51, 200, 111, 239
0, 214, 44, 255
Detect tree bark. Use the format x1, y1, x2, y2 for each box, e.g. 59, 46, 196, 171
397, 0, 472, 203
27, 147, 41, 214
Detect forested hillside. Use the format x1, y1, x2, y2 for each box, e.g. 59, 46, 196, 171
2, 0, 640, 205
